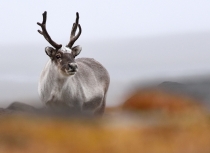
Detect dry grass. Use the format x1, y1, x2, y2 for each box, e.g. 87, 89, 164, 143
0, 111, 209, 153
0, 89, 210, 153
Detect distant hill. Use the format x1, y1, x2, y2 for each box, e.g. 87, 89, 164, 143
158, 80, 210, 107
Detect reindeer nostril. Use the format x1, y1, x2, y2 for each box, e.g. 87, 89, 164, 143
68, 63, 72, 68
68, 63, 77, 71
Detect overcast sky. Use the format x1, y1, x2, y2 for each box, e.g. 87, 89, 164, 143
1, 0, 210, 44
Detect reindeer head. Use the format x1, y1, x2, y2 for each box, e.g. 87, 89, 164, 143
37, 11, 82, 76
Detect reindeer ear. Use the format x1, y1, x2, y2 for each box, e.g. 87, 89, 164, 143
71, 45, 82, 57
45, 46, 56, 57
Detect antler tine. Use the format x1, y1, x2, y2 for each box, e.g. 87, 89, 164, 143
67, 12, 82, 48
70, 12, 79, 39
37, 11, 62, 50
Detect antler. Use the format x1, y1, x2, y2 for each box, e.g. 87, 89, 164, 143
37, 11, 62, 50
66, 12, 82, 48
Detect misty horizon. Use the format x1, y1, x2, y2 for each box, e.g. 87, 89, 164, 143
1, 32, 210, 107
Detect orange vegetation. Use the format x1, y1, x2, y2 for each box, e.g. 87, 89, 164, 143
0, 89, 209, 153
121, 89, 202, 113
0, 111, 209, 153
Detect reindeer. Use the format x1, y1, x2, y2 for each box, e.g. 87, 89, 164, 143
37, 12, 110, 115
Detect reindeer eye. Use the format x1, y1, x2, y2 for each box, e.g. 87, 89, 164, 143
56, 55, 61, 59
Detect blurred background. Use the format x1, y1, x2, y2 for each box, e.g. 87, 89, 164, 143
1, 0, 210, 107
